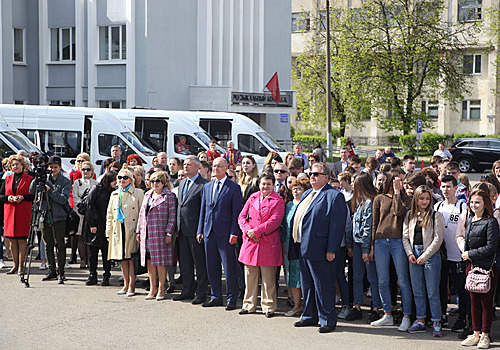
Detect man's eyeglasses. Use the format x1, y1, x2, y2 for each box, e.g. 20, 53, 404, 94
274, 169, 288, 174
310, 172, 326, 177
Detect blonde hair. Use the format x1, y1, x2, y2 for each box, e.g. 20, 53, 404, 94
118, 169, 135, 187
76, 152, 91, 162
8, 154, 27, 169
150, 171, 172, 190
81, 161, 94, 173
409, 185, 434, 229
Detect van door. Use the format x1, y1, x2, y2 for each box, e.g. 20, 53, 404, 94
238, 133, 267, 156
199, 119, 232, 145
134, 117, 167, 152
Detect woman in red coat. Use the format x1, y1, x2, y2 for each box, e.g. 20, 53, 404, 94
0, 155, 33, 274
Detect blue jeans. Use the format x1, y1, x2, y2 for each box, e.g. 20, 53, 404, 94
336, 247, 350, 306
374, 238, 412, 315
409, 245, 442, 322
353, 242, 381, 308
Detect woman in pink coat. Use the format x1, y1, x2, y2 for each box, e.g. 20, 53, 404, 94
238, 172, 285, 317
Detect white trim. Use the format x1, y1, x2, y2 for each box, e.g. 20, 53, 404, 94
87, 0, 97, 107
126, 0, 135, 108
39, 0, 48, 105
258, 0, 264, 92
218, 0, 223, 85
238, 0, 243, 91
206, 0, 213, 85
12, 27, 26, 64
75, 0, 85, 106
228, 0, 234, 88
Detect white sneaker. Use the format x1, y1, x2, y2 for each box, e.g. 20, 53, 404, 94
0, 259, 6, 268
371, 314, 394, 327
64, 263, 71, 269
477, 333, 490, 349
39, 263, 47, 270
398, 317, 412, 332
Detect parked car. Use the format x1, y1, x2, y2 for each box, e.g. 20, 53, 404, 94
448, 138, 500, 173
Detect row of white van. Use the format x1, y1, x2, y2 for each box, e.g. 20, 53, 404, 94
0, 105, 286, 171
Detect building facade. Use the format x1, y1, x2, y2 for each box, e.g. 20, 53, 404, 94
0, 0, 295, 142
291, 0, 500, 145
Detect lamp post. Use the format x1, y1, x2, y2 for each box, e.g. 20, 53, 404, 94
326, 0, 332, 158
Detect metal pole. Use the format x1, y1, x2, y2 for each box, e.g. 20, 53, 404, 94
326, 0, 332, 158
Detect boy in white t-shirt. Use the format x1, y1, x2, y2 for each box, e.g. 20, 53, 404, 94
434, 175, 470, 339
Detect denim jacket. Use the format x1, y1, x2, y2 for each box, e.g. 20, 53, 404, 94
346, 199, 372, 254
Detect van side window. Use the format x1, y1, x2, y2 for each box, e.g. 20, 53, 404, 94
23, 129, 81, 157
238, 134, 265, 155
200, 120, 231, 145
98, 134, 131, 157
0, 138, 14, 157
174, 134, 203, 155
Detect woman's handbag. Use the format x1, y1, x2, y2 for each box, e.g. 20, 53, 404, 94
465, 254, 496, 294
63, 203, 80, 237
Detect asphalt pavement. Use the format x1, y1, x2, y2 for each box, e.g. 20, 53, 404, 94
2, 256, 499, 349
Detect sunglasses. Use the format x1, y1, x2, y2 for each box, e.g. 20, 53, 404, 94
117, 175, 130, 180
274, 169, 288, 174
150, 179, 162, 184
81, 168, 92, 171
76, 159, 84, 163
228, 175, 235, 179
310, 172, 326, 177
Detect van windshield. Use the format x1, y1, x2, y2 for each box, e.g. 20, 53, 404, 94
194, 132, 225, 152
2, 131, 40, 153
121, 132, 156, 156
256, 132, 285, 152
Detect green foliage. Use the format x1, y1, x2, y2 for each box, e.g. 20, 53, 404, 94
387, 135, 400, 146
290, 126, 295, 138
293, 135, 327, 144
420, 133, 453, 153
339, 137, 348, 146
399, 135, 417, 154
452, 132, 481, 140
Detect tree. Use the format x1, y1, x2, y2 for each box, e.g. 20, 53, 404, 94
293, 0, 481, 136
335, 0, 480, 134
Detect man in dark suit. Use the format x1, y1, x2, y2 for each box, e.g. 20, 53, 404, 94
197, 157, 243, 310
332, 147, 349, 176
174, 155, 209, 304
292, 163, 347, 333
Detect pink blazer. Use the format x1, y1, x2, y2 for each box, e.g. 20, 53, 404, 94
238, 191, 285, 266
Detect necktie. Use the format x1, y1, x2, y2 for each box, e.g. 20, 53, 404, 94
292, 191, 317, 243
182, 179, 191, 198
213, 181, 221, 203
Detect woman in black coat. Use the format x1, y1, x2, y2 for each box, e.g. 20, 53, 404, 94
83, 171, 117, 286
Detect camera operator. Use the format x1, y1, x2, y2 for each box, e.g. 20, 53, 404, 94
30, 155, 71, 284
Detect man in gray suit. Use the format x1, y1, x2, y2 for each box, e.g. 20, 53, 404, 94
332, 147, 349, 176
173, 155, 209, 304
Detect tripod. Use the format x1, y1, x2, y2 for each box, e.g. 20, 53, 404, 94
20, 181, 55, 288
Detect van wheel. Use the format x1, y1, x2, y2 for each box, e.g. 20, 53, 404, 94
457, 158, 472, 173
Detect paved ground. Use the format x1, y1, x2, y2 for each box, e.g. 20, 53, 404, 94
2, 257, 499, 350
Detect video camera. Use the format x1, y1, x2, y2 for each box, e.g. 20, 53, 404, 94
33, 160, 52, 187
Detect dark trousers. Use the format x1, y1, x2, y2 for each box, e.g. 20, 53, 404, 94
178, 234, 208, 299
468, 265, 499, 334
300, 256, 337, 326
88, 241, 111, 279
42, 221, 66, 275
204, 234, 239, 302
441, 260, 470, 322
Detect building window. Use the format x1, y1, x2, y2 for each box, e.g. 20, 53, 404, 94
50, 27, 76, 61
463, 54, 481, 74
458, 0, 482, 22
13, 28, 24, 63
292, 12, 310, 33
99, 25, 126, 61
49, 100, 75, 106
421, 100, 438, 119
99, 100, 125, 109
14, 100, 25, 105
462, 100, 481, 120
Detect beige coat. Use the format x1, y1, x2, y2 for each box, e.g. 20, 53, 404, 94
402, 211, 444, 262
106, 186, 144, 260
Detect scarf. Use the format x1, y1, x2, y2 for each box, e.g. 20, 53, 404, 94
116, 184, 132, 223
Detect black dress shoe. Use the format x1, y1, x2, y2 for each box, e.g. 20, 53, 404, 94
226, 301, 237, 311
42, 271, 58, 281
101, 275, 110, 286
173, 294, 194, 301
239, 309, 249, 315
192, 296, 206, 305
319, 325, 335, 333
166, 285, 175, 293
294, 319, 319, 327
265, 311, 275, 318
58, 275, 65, 284
86, 277, 98, 286
202, 299, 223, 307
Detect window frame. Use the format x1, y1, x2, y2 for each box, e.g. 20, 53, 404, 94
13, 28, 25, 64
463, 54, 482, 75
421, 100, 439, 119
98, 100, 125, 109
458, 0, 482, 22
291, 12, 311, 33
461, 100, 481, 120
50, 27, 76, 62
99, 25, 127, 61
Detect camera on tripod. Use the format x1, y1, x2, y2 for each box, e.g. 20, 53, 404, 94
33, 160, 52, 187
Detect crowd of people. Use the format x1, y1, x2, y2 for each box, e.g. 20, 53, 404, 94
1, 141, 500, 346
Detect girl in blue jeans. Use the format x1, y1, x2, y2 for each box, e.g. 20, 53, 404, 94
346, 172, 381, 322
402, 185, 444, 336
